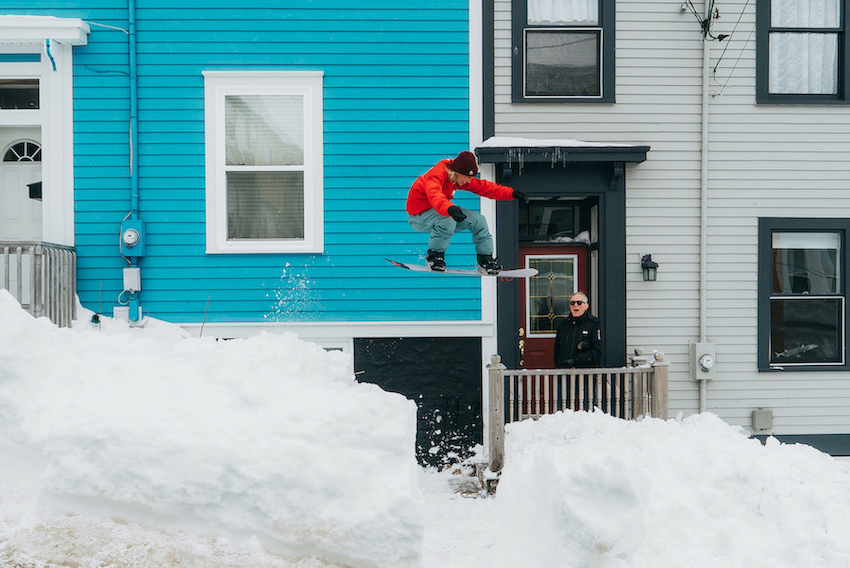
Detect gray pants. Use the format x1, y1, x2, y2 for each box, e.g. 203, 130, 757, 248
408, 207, 494, 255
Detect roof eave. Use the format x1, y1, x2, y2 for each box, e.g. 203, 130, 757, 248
475, 145, 650, 164
0, 15, 91, 46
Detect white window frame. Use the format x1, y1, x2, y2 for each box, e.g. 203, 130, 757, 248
204, 70, 324, 254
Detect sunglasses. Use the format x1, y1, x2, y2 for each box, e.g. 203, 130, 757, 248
570, 300, 585, 306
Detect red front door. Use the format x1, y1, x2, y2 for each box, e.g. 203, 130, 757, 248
517, 245, 589, 369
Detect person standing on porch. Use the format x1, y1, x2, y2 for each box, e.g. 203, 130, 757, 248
554, 292, 603, 368
405, 150, 527, 274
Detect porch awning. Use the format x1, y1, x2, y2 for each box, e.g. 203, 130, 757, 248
0, 15, 90, 45
475, 137, 650, 165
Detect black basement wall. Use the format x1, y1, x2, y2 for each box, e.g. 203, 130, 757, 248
354, 337, 483, 468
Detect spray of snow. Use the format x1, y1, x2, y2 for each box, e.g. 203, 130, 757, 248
266, 263, 323, 322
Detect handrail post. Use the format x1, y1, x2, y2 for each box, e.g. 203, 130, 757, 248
33, 244, 43, 318
487, 354, 506, 473
16, 246, 24, 306
651, 352, 669, 420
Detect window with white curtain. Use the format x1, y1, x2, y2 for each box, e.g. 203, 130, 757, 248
204, 71, 324, 253
758, 0, 850, 102
512, 0, 614, 102
528, 0, 598, 25
759, 219, 848, 370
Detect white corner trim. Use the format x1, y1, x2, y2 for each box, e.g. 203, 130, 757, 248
0, 15, 90, 45
468, 0, 483, 150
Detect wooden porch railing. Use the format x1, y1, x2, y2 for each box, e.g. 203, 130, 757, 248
486, 352, 669, 474
1, 241, 77, 328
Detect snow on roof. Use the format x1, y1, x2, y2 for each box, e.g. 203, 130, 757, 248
476, 137, 649, 168
478, 136, 641, 149
0, 14, 90, 45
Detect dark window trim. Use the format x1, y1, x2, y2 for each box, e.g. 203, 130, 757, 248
495, 161, 627, 369
511, 0, 615, 103
483, 0, 496, 139
758, 218, 850, 371
756, 0, 850, 104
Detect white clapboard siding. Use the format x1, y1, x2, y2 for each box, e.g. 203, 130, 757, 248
492, 0, 850, 435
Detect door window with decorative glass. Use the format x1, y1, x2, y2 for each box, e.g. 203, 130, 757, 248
526, 254, 578, 336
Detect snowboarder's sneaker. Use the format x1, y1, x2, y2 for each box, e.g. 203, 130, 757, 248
477, 254, 502, 275
426, 250, 446, 272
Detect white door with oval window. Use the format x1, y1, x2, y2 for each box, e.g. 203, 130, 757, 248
0, 128, 42, 307
0, 128, 42, 241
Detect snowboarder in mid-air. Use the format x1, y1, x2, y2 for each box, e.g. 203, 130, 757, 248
406, 150, 528, 274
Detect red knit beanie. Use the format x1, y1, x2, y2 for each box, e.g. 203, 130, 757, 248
448, 151, 478, 176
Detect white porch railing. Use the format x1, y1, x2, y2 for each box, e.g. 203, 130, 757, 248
486, 352, 669, 474
1, 241, 77, 328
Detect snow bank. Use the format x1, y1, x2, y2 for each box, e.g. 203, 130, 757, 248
0, 290, 423, 568
4, 288, 850, 568
495, 409, 850, 568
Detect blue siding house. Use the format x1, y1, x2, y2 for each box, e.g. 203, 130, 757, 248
2, 1, 481, 322
1, 1, 497, 464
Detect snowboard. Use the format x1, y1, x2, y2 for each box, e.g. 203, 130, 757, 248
386, 258, 538, 278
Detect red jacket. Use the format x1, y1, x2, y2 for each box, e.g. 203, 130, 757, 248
406, 159, 515, 216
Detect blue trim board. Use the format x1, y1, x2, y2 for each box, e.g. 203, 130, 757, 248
0, 54, 40, 62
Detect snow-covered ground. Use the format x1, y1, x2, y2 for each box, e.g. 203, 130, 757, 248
2, 288, 850, 568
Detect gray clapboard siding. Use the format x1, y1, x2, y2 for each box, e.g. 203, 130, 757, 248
491, 0, 850, 434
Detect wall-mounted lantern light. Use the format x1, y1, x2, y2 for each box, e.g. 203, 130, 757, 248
641, 254, 658, 281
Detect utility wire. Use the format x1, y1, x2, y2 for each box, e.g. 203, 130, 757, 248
711, 0, 754, 96
683, 0, 728, 40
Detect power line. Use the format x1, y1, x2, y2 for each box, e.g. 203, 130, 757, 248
711, 0, 754, 96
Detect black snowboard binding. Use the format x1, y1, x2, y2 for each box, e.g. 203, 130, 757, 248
426, 249, 446, 272
477, 254, 502, 275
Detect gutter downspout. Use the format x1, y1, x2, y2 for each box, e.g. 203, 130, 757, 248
129, 0, 139, 220
123, 0, 144, 322
698, 3, 711, 413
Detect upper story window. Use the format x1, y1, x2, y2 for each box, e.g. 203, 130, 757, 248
757, 0, 850, 103
512, 0, 615, 102
0, 79, 39, 109
204, 71, 324, 254
759, 218, 848, 370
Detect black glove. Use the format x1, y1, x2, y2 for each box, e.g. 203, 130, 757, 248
512, 188, 529, 203
564, 358, 575, 367
577, 340, 590, 351
447, 206, 467, 223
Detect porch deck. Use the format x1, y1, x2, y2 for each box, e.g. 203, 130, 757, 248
486, 352, 669, 474
1, 241, 76, 327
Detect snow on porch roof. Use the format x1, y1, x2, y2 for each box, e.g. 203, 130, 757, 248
475, 137, 650, 165
0, 15, 90, 45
